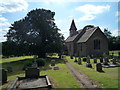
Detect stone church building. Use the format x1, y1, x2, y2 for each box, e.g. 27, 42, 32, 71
65, 20, 108, 57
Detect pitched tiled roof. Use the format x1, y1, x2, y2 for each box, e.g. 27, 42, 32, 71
77, 27, 98, 43
65, 30, 82, 42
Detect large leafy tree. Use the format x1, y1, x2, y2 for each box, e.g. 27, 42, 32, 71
5, 9, 64, 57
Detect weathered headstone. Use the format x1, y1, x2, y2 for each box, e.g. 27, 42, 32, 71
74, 57, 78, 62
100, 57, 103, 63
51, 60, 55, 66
32, 61, 38, 68
0, 69, 7, 83
86, 63, 92, 68
78, 57, 82, 65
7, 67, 12, 73
87, 56, 90, 63
53, 66, 59, 70
112, 58, 117, 64
96, 63, 103, 72
70, 56, 73, 59
103, 57, 109, 65
91, 54, 94, 59
94, 58, 97, 63
25, 67, 39, 78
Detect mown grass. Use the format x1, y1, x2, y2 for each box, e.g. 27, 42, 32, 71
0, 56, 34, 63
1, 56, 81, 89
65, 56, 119, 88
109, 50, 120, 56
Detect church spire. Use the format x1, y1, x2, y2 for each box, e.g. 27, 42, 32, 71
69, 19, 77, 36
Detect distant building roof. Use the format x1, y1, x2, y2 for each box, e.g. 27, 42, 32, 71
65, 30, 82, 42
77, 27, 98, 43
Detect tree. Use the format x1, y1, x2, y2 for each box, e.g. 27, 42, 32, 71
5, 9, 64, 57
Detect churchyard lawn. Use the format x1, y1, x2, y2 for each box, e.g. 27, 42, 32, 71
1, 56, 81, 89
65, 56, 119, 88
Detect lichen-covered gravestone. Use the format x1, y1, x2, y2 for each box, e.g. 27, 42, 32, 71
78, 57, 82, 65
25, 67, 40, 78
96, 63, 103, 72
0, 69, 7, 83
94, 58, 97, 63
51, 60, 55, 66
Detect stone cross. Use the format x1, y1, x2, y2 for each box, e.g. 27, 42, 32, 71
78, 57, 82, 65
96, 63, 103, 72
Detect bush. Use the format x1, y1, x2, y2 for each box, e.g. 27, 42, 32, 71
22, 61, 33, 70
36, 58, 45, 67
82, 57, 87, 62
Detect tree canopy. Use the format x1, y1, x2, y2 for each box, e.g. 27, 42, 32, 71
3, 8, 64, 57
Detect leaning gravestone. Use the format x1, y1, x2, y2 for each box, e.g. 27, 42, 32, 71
0, 69, 7, 83
94, 58, 97, 63
51, 60, 55, 66
100, 57, 103, 63
25, 67, 40, 78
96, 63, 103, 72
78, 57, 82, 65
53, 66, 59, 70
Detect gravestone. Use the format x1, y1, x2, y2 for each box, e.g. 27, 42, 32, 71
32, 61, 38, 68
87, 56, 90, 63
96, 63, 103, 72
51, 60, 55, 66
25, 67, 39, 78
70, 56, 73, 59
86, 63, 92, 68
91, 54, 94, 59
103, 57, 109, 65
0, 69, 7, 83
7, 67, 12, 73
74, 57, 78, 62
112, 58, 117, 64
100, 57, 103, 63
78, 57, 82, 65
94, 58, 97, 63
53, 66, 59, 70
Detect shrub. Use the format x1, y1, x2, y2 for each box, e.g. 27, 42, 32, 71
22, 61, 32, 70
82, 57, 87, 62
36, 58, 45, 67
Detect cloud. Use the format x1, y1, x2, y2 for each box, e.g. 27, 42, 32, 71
75, 4, 110, 22
0, 0, 28, 13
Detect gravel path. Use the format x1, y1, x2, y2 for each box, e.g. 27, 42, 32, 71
64, 60, 97, 88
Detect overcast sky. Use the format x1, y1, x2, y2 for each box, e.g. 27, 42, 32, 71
0, 0, 119, 42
